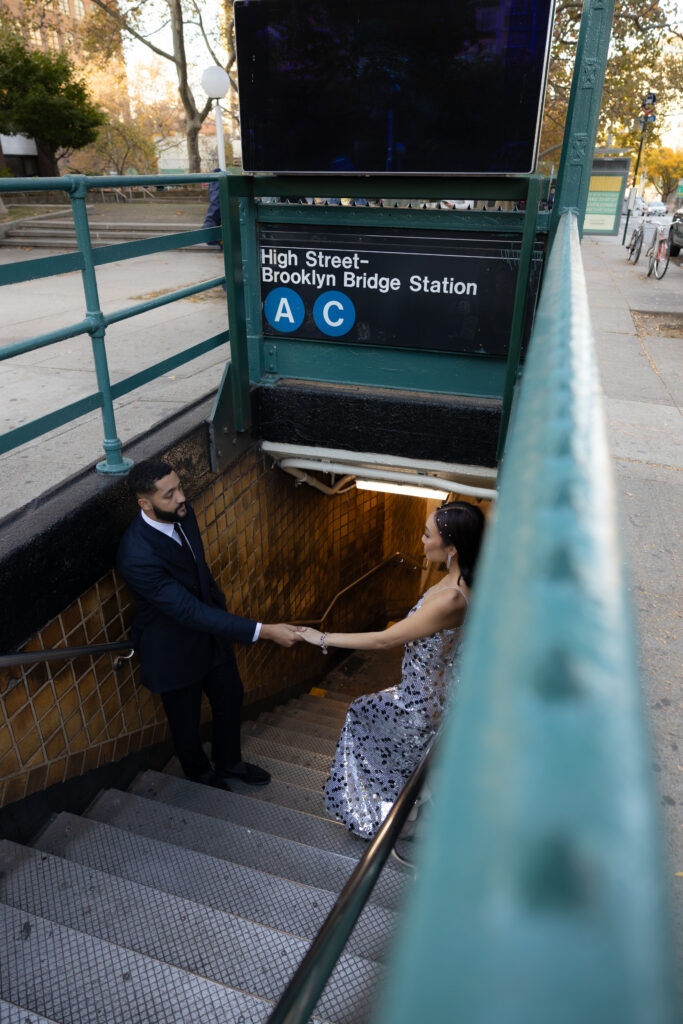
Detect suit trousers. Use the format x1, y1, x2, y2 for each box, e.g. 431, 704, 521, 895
159, 663, 243, 780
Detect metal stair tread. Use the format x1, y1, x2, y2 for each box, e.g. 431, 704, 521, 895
165, 746, 331, 795
286, 696, 350, 720
0, 903, 317, 1024
0, 840, 379, 1024
244, 722, 338, 756
130, 770, 359, 856
242, 734, 336, 775
0, 998, 61, 1024
258, 711, 343, 740
83, 789, 409, 911
283, 699, 350, 720
162, 760, 336, 819
33, 813, 397, 962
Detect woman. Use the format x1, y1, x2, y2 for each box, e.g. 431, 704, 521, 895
297, 500, 485, 839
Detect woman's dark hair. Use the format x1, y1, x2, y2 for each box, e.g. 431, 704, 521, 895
126, 459, 174, 497
433, 501, 485, 587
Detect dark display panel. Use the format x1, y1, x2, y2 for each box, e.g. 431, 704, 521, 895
235, 0, 555, 175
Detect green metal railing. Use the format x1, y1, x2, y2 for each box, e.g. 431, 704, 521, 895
0, 173, 231, 473
374, 210, 678, 1023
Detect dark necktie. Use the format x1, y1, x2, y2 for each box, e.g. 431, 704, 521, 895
174, 525, 195, 562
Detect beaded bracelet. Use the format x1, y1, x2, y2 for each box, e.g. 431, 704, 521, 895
320, 632, 328, 655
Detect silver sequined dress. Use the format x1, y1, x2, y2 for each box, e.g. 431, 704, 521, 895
323, 587, 468, 839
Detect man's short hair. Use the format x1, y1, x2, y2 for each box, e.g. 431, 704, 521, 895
126, 459, 174, 497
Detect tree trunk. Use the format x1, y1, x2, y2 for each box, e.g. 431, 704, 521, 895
185, 120, 202, 173
36, 141, 59, 177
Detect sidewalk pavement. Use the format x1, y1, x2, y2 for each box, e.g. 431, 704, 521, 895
582, 229, 683, 962
0, 242, 228, 520
0, 216, 681, 953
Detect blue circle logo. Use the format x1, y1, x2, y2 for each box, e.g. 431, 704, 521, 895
313, 291, 356, 337
263, 287, 305, 333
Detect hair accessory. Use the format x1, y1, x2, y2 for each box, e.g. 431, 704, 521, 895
320, 632, 329, 655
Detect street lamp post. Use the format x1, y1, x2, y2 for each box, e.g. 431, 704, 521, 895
201, 65, 230, 173
622, 92, 656, 245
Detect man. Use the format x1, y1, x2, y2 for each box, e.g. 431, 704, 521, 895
117, 458, 299, 790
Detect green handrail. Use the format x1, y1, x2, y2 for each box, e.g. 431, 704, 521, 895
374, 210, 678, 1024
0, 173, 232, 472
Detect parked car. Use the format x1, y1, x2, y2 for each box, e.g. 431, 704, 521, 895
645, 200, 668, 216
669, 209, 683, 256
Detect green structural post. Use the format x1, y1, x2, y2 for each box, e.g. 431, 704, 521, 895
218, 173, 252, 433
550, 0, 617, 240
497, 176, 542, 460
68, 175, 132, 475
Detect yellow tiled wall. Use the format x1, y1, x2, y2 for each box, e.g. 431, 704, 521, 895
0, 449, 428, 808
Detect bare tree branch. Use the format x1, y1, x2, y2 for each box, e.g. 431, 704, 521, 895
88, 0, 177, 64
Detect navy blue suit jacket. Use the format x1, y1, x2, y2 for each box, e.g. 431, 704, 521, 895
116, 506, 257, 693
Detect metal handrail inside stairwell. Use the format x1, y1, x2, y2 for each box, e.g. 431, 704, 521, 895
291, 550, 426, 627
266, 736, 435, 1024
0, 551, 423, 677
0, 642, 135, 675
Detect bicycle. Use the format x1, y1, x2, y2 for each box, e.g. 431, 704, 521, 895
647, 224, 670, 279
627, 221, 645, 264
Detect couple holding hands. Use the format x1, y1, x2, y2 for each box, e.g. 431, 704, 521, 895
117, 459, 484, 839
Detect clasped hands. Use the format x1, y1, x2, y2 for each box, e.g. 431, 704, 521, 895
260, 624, 325, 648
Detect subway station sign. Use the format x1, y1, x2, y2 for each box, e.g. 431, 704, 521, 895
258, 225, 543, 356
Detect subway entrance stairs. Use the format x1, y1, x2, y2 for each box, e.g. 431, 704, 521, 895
0, 666, 412, 1024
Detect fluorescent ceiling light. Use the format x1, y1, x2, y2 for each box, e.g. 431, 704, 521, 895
355, 480, 449, 500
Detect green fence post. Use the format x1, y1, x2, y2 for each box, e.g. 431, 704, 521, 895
550, 0, 617, 239
496, 176, 542, 459
218, 173, 252, 433
68, 175, 132, 475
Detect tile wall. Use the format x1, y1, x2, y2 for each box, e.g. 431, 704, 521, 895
0, 449, 428, 808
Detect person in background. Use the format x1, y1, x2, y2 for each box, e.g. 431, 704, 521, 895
297, 501, 485, 839
117, 459, 300, 790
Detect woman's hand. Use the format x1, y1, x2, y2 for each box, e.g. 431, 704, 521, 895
296, 626, 324, 646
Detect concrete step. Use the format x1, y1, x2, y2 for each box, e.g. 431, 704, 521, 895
258, 711, 343, 741
244, 722, 338, 757
242, 734, 336, 775
130, 771, 358, 857
83, 789, 409, 911
165, 745, 331, 795
34, 813, 397, 962
0, 1000, 60, 1024
0, 841, 378, 1024
0, 903, 291, 1024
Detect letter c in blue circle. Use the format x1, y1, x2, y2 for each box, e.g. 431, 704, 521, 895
264, 287, 305, 333
313, 291, 356, 337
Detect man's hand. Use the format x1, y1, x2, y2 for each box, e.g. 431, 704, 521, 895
260, 623, 302, 647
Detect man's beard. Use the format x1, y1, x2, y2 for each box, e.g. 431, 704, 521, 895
151, 501, 186, 523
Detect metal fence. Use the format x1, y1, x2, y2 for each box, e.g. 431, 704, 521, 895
0, 173, 228, 473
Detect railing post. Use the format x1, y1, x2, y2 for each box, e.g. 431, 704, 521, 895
496, 176, 542, 459
67, 175, 132, 475
218, 172, 252, 433
550, 0, 617, 240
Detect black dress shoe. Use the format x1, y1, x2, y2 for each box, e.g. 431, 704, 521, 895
219, 761, 271, 786
194, 771, 232, 791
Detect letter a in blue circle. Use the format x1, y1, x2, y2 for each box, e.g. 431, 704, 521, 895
313, 291, 356, 337
264, 287, 305, 333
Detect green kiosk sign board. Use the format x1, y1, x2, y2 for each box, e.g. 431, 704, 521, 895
583, 173, 628, 235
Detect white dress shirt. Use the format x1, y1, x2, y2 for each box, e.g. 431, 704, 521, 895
140, 510, 261, 641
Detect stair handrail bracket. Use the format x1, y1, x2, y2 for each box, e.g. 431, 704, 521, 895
375, 211, 679, 1024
